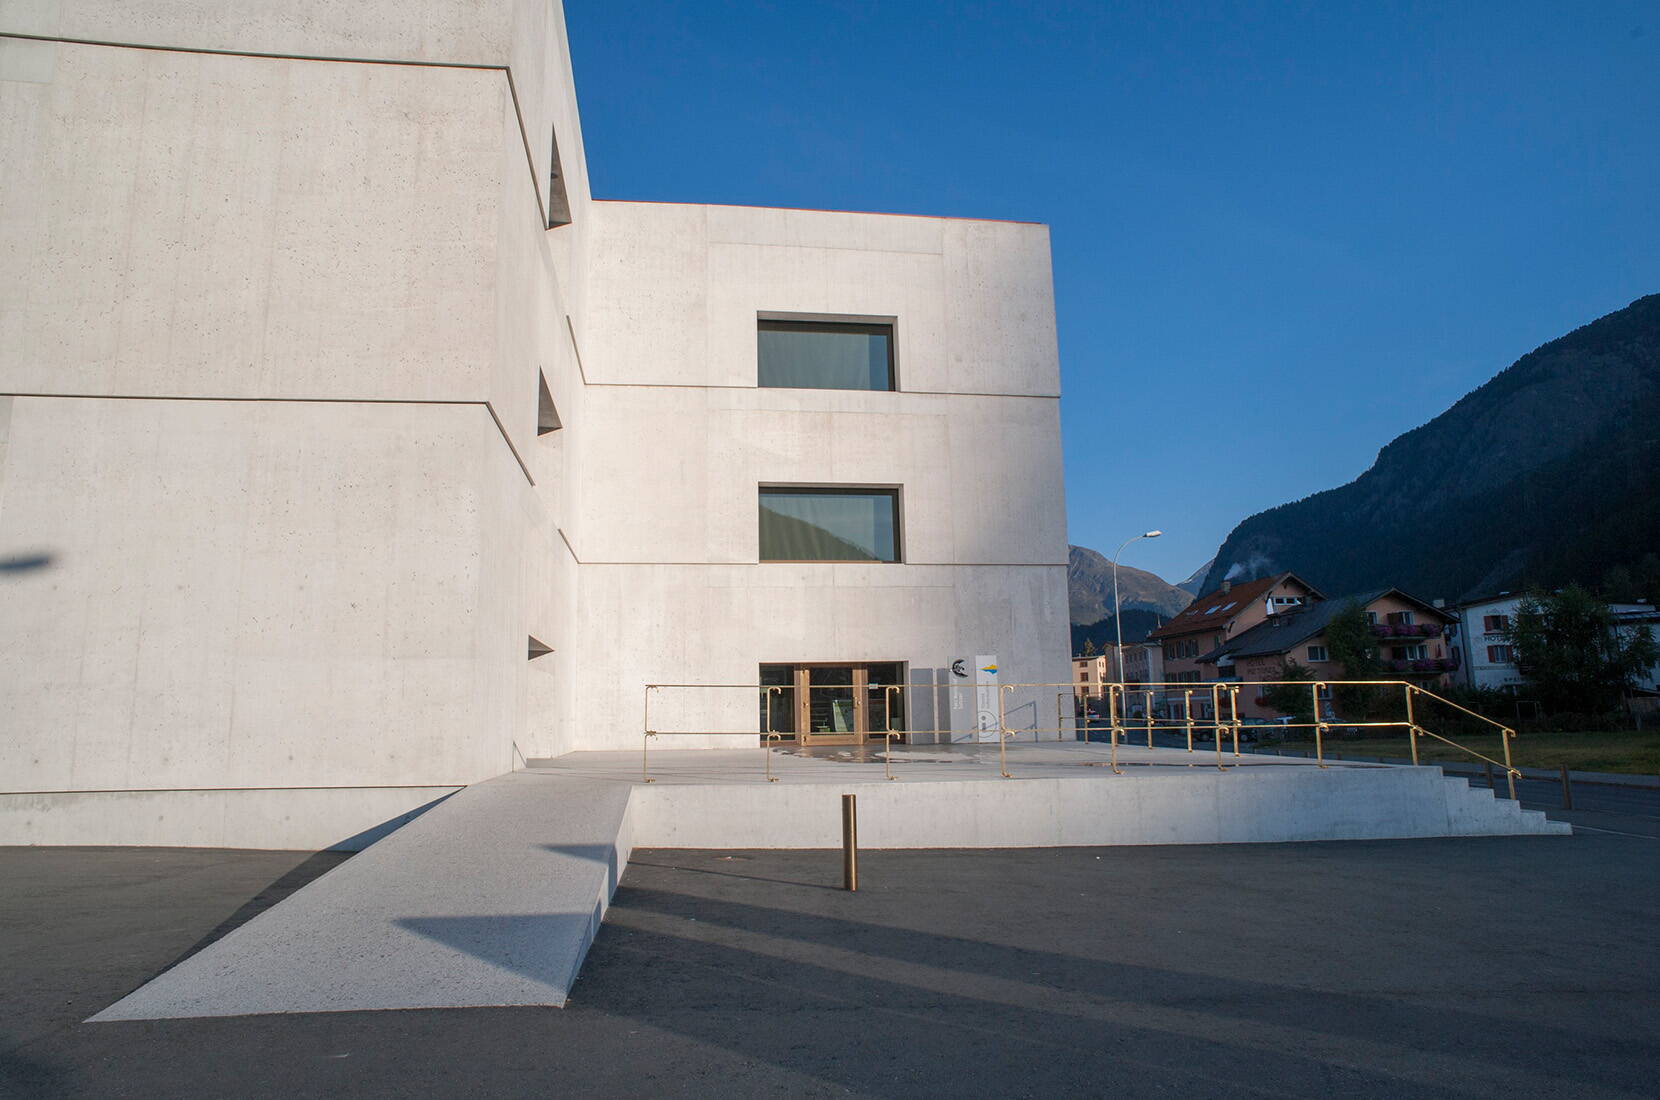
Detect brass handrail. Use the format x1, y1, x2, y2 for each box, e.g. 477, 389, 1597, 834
640, 678, 1526, 797
1007, 679, 1524, 795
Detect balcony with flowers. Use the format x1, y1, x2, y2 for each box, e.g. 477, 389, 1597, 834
1386, 651, 1461, 675
1370, 622, 1444, 639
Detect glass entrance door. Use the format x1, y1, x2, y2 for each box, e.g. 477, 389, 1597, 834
802, 665, 860, 745
758, 662, 908, 745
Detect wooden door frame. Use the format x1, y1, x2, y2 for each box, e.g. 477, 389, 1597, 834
794, 664, 868, 746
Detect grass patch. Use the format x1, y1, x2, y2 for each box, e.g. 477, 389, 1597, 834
1266, 728, 1660, 775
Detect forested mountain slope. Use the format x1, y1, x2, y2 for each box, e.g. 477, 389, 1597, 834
1200, 294, 1660, 601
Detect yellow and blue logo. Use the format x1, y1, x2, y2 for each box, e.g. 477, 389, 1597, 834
980, 664, 998, 674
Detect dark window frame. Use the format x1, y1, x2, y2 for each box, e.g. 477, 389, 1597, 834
758, 485, 903, 563
757, 316, 897, 392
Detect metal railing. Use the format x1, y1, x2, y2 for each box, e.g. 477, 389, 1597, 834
639, 678, 1523, 795
643, 682, 904, 784
1063, 678, 1522, 798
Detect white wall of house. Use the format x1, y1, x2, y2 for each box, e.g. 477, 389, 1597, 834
1453, 596, 1528, 692
1612, 608, 1660, 694
1455, 595, 1660, 697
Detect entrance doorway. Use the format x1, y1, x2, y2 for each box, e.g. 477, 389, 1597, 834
759, 662, 907, 745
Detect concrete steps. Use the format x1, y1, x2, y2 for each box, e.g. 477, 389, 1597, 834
90, 771, 633, 1020
1440, 774, 1564, 835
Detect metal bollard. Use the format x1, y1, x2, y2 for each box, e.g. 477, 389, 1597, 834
842, 794, 858, 892
1560, 764, 1573, 810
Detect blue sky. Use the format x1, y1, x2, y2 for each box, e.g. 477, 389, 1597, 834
566, 1, 1660, 584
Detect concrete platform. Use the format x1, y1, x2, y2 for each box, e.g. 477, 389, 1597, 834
91, 742, 1565, 1021
544, 741, 1568, 848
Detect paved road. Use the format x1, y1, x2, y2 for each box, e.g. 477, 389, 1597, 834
3, 832, 1655, 1098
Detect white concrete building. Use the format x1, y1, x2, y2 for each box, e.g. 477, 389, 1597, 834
0, 2, 1070, 847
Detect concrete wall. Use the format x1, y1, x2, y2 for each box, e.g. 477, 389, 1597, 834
1, 3, 1073, 843
567, 202, 1071, 748
0, 2, 585, 845
632, 766, 1569, 848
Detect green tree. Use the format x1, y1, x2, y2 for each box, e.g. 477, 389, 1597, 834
1323, 601, 1389, 719
1325, 602, 1383, 678
1506, 585, 1659, 713
1262, 660, 1316, 723
1081, 637, 1098, 658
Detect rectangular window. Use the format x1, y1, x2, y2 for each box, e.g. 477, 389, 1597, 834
1306, 645, 1329, 662
1365, 611, 1378, 625
1388, 610, 1415, 625
759, 487, 900, 562
758, 318, 895, 391
1483, 614, 1511, 632
1488, 645, 1515, 663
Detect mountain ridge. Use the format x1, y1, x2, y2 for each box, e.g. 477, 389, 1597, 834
1199, 293, 1660, 601
1068, 545, 1193, 625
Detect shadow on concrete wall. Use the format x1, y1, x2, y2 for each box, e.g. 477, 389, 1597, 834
0, 551, 54, 573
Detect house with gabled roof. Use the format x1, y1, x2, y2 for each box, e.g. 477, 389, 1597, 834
1200, 588, 1458, 718
1146, 572, 1324, 689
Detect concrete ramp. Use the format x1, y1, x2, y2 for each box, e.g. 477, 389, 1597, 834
91, 772, 632, 1020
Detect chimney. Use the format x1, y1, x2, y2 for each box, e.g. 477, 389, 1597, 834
1221, 579, 1232, 594
1433, 598, 1445, 608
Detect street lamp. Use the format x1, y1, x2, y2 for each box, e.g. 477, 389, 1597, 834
1111, 530, 1163, 684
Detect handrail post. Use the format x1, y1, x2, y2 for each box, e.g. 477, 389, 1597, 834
1210, 684, 1225, 771
1145, 689, 1155, 749
1502, 728, 1517, 800
1109, 684, 1123, 774
643, 684, 657, 783
883, 684, 901, 781
998, 684, 1012, 778
1057, 691, 1066, 742
1184, 690, 1194, 753
763, 686, 783, 782
1311, 682, 1327, 768
1404, 684, 1420, 766
1229, 687, 1242, 757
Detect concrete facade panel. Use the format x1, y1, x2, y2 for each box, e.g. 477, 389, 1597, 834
0, 44, 507, 402
0, 398, 526, 792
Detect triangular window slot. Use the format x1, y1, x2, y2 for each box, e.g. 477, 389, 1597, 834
538, 371, 562, 436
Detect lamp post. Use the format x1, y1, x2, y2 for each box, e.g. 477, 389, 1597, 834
1111, 530, 1163, 684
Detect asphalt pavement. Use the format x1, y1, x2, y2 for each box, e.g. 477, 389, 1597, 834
2, 828, 1655, 1098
